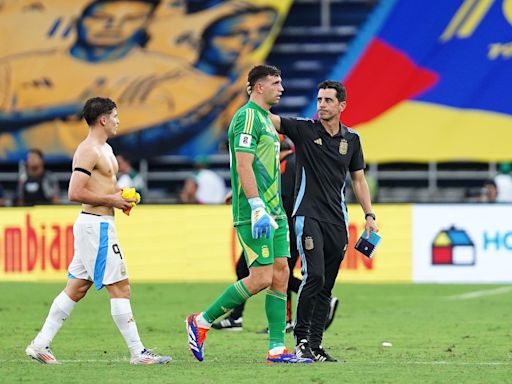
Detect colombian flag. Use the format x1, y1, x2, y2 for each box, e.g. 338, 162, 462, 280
304, 0, 512, 162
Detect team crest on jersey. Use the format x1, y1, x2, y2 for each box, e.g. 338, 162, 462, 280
262, 245, 270, 258
239, 134, 252, 148
339, 139, 348, 155
304, 236, 314, 250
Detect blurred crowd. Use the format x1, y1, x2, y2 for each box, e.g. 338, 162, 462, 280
1, 148, 512, 207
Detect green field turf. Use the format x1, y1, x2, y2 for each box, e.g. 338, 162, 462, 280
0, 282, 510, 383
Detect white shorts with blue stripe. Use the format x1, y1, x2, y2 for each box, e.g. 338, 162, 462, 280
68, 213, 129, 290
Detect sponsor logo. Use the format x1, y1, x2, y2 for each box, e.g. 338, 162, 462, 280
313, 138, 322, 146
431, 226, 475, 265
1, 214, 74, 273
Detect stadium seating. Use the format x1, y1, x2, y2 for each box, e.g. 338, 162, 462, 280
0, 1, 501, 205
268, 0, 377, 117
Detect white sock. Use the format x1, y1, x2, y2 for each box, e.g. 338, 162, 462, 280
33, 291, 76, 347
111, 298, 145, 357
269, 346, 286, 355
196, 312, 212, 329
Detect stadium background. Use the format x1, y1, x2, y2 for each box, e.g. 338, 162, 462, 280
1, 0, 511, 284
0, 1, 511, 381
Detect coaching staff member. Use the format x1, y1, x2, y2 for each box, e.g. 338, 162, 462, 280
268, 80, 379, 362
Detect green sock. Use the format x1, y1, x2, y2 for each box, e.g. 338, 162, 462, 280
203, 280, 251, 323
265, 289, 287, 350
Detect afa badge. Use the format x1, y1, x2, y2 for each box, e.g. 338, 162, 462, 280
304, 236, 314, 250
339, 139, 348, 155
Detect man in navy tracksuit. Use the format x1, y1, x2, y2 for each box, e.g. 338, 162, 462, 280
270, 80, 379, 362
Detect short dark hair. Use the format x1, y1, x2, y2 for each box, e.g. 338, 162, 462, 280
248, 64, 281, 87
82, 97, 117, 125
483, 179, 497, 188
28, 148, 44, 159
318, 80, 346, 102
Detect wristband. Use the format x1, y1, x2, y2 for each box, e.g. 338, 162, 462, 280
365, 212, 376, 221
248, 197, 264, 210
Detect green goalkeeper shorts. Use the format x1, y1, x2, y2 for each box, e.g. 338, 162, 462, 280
236, 218, 290, 267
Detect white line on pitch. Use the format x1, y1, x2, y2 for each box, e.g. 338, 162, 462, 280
446, 286, 512, 300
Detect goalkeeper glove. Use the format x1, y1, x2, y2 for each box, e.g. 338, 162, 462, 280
248, 197, 278, 239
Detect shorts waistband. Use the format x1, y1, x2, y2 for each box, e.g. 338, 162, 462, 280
78, 211, 115, 222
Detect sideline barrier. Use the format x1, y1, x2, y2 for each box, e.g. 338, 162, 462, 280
0, 204, 411, 282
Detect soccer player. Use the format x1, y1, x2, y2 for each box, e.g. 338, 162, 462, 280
25, 97, 171, 365
212, 136, 340, 333
268, 80, 379, 362
186, 65, 312, 364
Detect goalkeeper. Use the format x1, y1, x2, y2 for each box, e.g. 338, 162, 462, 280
186, 65, 312, 364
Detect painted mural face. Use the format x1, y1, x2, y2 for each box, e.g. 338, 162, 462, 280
155, 0, 185, 18
80, 2, 153, 47
204, 10, 276, 67
0, 1, 287, 161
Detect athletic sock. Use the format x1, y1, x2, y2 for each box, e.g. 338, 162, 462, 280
110, 298, 144, 357
268, 346, 286, 355
33, 291, 76, 347
265, 289, 287, 350
202, 280, 251, 323
196, 312, 212, 328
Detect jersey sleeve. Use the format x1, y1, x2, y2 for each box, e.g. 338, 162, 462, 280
349, 134, 365, 172
281, 117, 312, 144
280, 117, 306, 144
232, 108, 261, 154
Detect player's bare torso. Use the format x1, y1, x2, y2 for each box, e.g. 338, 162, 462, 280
73, 140, 118, 216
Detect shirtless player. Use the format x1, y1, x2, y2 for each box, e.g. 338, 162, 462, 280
25, 97, 171, 365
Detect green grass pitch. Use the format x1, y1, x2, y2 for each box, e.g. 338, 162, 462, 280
0, 282, 510, 383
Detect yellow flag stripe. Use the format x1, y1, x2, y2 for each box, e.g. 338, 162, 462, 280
457, 0, 493, 38
440, 0, 476, 41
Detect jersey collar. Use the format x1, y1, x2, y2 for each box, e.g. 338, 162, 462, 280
316, 120, 346, 138
247, 101, 269, 115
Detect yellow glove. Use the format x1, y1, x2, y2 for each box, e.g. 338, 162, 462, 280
121, 188, 141, 216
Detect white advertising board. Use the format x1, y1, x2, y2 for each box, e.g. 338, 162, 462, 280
413, 205, 512, 283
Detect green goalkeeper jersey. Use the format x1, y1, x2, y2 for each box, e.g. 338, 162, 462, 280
228, 101, 286, 226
